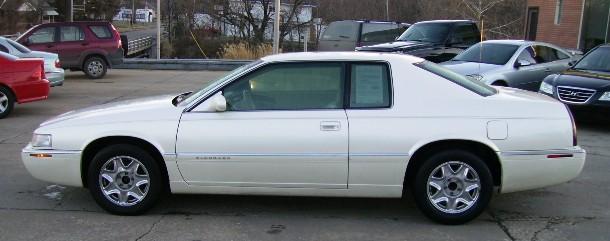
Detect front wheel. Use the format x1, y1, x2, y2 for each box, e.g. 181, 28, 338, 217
0, 86, 15, 119
83, 56, 107, 79
412, 150, 493, 224
88, 144, 163, 215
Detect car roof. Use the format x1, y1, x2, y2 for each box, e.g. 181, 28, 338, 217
261, 51, 423, 63
415, 20, 475, 24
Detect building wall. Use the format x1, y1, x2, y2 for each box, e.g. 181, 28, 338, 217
527, 0, 584, 49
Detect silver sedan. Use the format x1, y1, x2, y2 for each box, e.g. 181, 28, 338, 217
0, 37, 64, 87
441, 40, 575, 91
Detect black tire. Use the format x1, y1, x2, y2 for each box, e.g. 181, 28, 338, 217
0, 86, 15, 119
83, 56, 108, 79
88, 144, 163, 215
412, 150, 493, 225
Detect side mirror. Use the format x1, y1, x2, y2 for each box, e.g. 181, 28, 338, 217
192, 92, 226, 112
514, 60, 532, 68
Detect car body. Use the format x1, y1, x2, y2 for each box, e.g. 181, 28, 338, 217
539, 44, 610, 107
16, 21, 124, 79
0, 36, 64, 87
441, 40, 574, 91
0, 52, 50, 118
22, 52, 585, 224
356, 20, 480, 63
318, 20, 409, 51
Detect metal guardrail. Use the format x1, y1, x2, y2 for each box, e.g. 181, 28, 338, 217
126, 36, 154, 58
116, 59, 252, 71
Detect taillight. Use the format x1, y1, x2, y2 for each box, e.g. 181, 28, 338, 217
31, 64, 44, 80
565, 105, 577, 146
54, 59, 61, 68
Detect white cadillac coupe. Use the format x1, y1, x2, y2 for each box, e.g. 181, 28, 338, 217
22, 52, 585, 224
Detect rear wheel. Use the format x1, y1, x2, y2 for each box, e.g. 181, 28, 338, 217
83, 56, 107, 79
412, 150, 493, 224
88, 144, 162, 215
0, 86, 15, 119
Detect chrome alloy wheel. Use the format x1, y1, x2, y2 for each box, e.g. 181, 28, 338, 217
427, 161, 481, 214
87, 60, 104, 77
98, 156, 150, 207
0, 91, 8, 113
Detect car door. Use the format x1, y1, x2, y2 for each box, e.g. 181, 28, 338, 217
56, 25, 86, 67
507, 46, 548, 91
176, 62, 349, 189
21, 26, 57, 53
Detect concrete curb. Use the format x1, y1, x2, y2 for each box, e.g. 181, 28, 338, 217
115, 59, 252, 71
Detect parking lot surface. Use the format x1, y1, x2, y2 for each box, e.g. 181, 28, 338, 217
0, 70, 608, 241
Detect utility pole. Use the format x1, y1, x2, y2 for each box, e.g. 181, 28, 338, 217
272, 0, 281, 54
156, 0, 161, 59
386, 0, 389, 21
68, 0, 73, 22
131, 0, 136, 27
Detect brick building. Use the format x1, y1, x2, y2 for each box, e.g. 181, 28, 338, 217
525, 0, 609, 51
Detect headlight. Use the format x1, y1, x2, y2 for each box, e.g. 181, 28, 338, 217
539, 81, 554, 95
599, 92, 610, 101
466, 74, 483, 82
31, 134, 52, 148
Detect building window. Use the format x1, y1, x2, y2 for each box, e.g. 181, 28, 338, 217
554, 0, 563, 25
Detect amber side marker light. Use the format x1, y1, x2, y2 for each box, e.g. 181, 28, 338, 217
547, 154, 574, 159
30, 153, 52, 158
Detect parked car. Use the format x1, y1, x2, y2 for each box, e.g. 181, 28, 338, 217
0, 52, 50, 119
0, 36, 64, 87
539, 44, 610, 107
441, 40, 574, 91
318, 20, 409, 51
356, 20, 480, 63
22, 52, 585, 224
16, 21, 124, 79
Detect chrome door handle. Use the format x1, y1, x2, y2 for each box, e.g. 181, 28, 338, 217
320, 121, 341, 131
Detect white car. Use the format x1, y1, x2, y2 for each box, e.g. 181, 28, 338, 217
0, 36, 64, 87
22, 52, 585, 224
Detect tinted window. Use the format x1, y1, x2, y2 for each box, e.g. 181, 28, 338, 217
7, 38, 31, 53
28, 27, 55, 44
89, 25, 112, 39
321, 21, 358, 41
415, 61, 497, 96
453, 43, 519, 65
223, 63, 345, 111
397, 23, 451, 43
451, 24, 479, 44
350, 63, 391, 108
533, 45, 559, 63
361, 23, 404, 42
0, 44, 8, 53
574, 47, 610, 72
517, 46, 538, 64
60, 26, 85, 42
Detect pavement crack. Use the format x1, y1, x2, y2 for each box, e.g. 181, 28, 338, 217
488, 210, 516, 241
134, 215, 164, 241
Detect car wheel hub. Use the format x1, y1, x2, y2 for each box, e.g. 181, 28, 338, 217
98, 156, 150, 207
427, 161, 481, 214
88, 61, 103, 76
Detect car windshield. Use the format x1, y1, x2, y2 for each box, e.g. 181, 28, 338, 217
453, 43, 519, 65
178, 60, 263, 106
6, 38, 31, 53
396, 23, 451, 43
574, 47, 610, 72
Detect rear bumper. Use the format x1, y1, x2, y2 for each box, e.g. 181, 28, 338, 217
499, 147, 586, 193
46, 69, 65, 87
108, 49, 124, 67
21, 145, 83, 187
14, 79, 50, 104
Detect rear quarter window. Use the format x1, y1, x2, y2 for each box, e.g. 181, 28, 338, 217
89, 25, 112, 39
415, 61, 497, 96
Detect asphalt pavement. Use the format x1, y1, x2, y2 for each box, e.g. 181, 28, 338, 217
0, 69, 608, 241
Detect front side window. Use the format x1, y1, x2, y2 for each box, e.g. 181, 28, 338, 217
60, 26, 85, 42
533, 45, 559, 63
223, 63, 345, 111
517, 46, 538, 65
415, 61, 497, 96
350, 63, 391, 108
321, 22, 358, 41
28, 27, 55, 44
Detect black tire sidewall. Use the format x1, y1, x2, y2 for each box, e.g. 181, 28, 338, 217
87, 144, 162, 215
413, 150, 493, 225
83, 56, 107, 79
0, 86, 15, 119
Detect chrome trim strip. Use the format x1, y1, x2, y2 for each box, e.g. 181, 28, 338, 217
22, 149, 81, 155
500, 148, 585, 156
175, 152, 410, 157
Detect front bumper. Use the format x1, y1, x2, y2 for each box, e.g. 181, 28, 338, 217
499, 146, 586, 193
22, 144, 83, 187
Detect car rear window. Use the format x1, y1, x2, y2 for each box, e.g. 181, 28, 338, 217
89, 25, 112, 39
321, 21, 358, 41
361, 23, 404, 42
415, 61, 497, 96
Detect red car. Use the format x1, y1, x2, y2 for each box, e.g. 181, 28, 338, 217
0, 52, 50, 119
16, 21, 124, 79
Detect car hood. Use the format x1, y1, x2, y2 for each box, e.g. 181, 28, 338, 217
440, 60, 502, 75
40, 95, 183, 128
357, 41, 435, 52
554, 69, 610, 90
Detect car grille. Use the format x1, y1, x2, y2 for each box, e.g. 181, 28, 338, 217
557, 86, 596, 103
